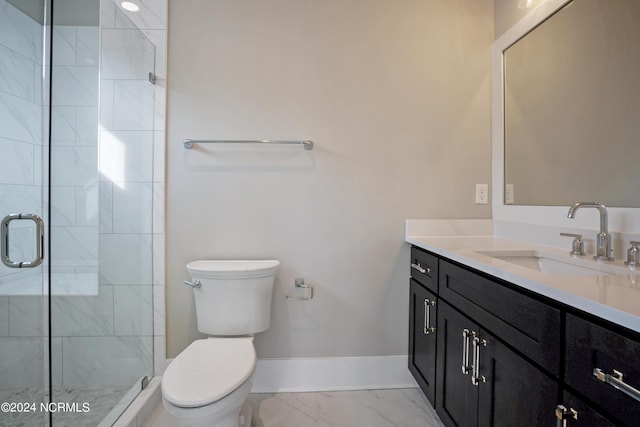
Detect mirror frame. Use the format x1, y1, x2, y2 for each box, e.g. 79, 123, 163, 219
491, 0, 640, 232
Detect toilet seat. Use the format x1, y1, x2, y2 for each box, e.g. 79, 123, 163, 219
162, 337, 256, 408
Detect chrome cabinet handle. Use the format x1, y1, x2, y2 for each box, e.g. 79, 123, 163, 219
555, 405, 578, 427
423, 298, 436, 335
184, 280, 201, 288
471, 335, 487, 385
593, 368, 640, 403
1, 213, 45, 268
411, 262, 431, 274
462, 329, 472, 374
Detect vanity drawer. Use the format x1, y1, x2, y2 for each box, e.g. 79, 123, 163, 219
410, 247, 438, 293
438, 260, 561, 375
565, 314, 640, 427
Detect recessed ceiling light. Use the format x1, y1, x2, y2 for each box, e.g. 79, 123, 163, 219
121, 1, 140, 12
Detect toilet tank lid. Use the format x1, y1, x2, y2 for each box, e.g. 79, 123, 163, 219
162, 338, 256, 408
186, 260, 280, 279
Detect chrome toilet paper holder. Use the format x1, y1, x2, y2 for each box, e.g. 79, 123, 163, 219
286, 278, 314, 301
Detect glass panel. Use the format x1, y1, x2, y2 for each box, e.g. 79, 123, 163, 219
0, 0, 48, 426
0, 0, 156, 424
49, 0, 155, 425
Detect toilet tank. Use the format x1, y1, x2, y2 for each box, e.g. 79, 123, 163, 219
186, 260, 279, 336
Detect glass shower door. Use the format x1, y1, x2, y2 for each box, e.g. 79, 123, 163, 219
49, 0, 156, 425
0, 1, 49, 426
0, 0, 157, 424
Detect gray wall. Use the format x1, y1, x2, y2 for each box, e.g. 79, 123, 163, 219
166, 0, 493, 359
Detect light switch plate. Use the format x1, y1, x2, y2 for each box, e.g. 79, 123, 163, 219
505, 184, 514, 204
476, 184, 489, 204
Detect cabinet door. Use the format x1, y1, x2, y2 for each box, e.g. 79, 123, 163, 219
476, 329, 558, 427
436, 301, 478, 427
559, 391, 616, 427
409, 280, 438, 405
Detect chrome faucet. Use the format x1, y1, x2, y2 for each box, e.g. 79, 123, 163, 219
567, 202, 614, 261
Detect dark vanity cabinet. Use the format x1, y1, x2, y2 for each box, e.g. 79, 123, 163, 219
435, 261, 559, 427
408, 248, 438, 405
409, 245, 640, 427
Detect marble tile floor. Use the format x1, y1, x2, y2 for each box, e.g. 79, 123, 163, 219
0, 386, 130, 427
143, 388, 442, 427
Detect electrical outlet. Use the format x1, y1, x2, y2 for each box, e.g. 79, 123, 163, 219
475, 184, 489, 204
505, 184, 514, 204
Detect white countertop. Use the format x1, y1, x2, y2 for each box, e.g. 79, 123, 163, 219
406, 234, 640, 334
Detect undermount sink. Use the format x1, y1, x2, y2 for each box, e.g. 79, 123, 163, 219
477, 250, 612, 276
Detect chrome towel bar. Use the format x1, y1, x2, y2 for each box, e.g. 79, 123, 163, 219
183, 139, 313, 150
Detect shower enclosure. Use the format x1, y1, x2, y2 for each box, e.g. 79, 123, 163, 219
0, 0, 157, 425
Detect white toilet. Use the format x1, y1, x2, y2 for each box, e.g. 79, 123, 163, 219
161, 259, 280, 427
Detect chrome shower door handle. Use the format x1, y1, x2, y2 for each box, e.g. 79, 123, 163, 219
1, 213, 45, 268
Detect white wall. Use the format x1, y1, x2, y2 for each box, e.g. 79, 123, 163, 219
166, 0, 494, 359
493, 0, 547, 39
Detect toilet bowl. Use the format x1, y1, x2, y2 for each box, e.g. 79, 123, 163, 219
161, 260, 279, 427
162, 338, 255, 427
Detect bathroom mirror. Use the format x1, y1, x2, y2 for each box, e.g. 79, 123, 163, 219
501, 0, 640, 207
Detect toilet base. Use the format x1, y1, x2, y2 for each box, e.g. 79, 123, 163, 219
162, 378, 253, 427
163, 402, 252, 427
239, 403, 252, 427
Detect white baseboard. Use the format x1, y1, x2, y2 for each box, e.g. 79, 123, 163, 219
250, 355, 417, 393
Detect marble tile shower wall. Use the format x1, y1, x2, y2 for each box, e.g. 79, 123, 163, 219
0, 0, 46, 389
49, 24, 100, 291
49, 22, 100, 299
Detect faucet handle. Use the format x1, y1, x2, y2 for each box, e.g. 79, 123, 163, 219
625, 241, 640, 266
560, 233, 586, 256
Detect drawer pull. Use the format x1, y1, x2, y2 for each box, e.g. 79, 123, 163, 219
471, 335, 487, 386
555, 405, 578, 427
462, 329, 472, 374
593, 368, 640, 403
411, 262, 431, 274
423, 298, 436, 335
